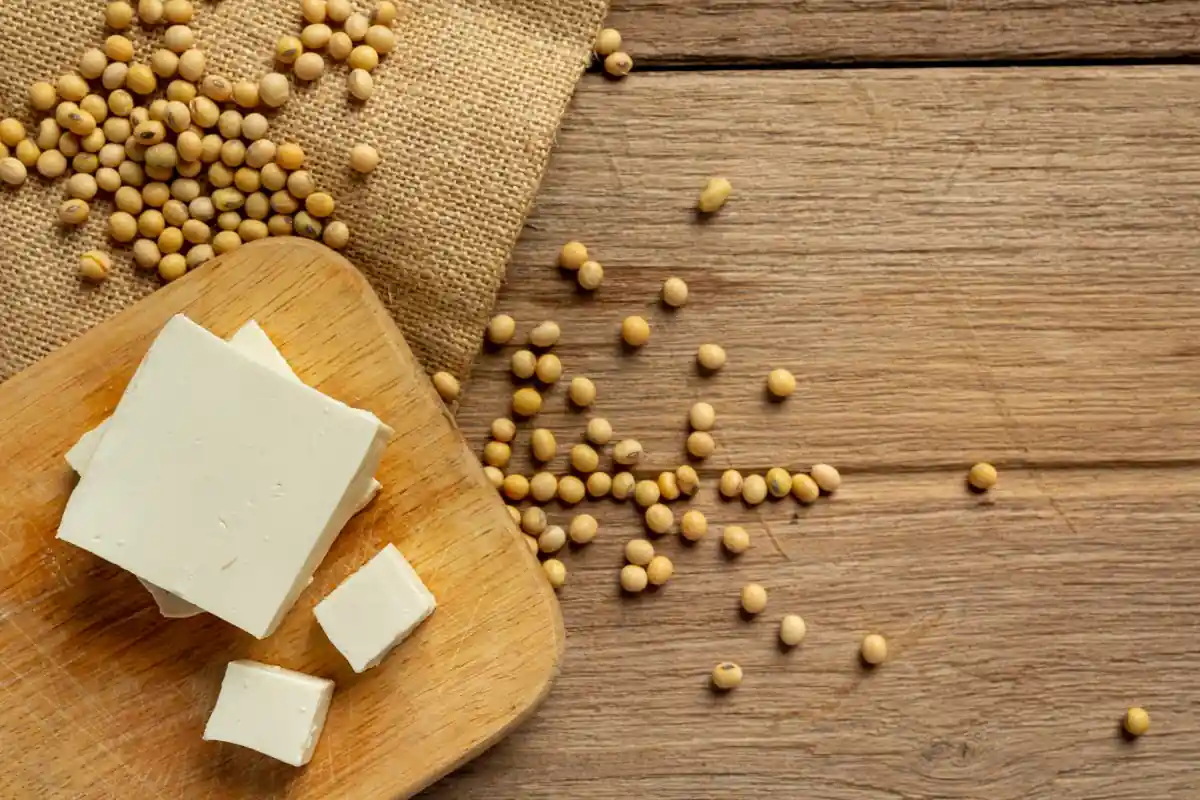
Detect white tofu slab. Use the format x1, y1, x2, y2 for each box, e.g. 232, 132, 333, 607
227, 318, 297, 377
65, 320, 383, 620
64, 421, 108, 475
314, 543, 436, 673
203, 659, 334, 767
142, 469, 383, 620
57, 315, 394, 639
67, 322, 287, 474
139, 581, 203, 620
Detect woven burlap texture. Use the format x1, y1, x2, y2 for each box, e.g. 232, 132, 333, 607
0, 0, 606, 382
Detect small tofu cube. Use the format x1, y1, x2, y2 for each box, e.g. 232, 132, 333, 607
58, 315, 394, 638
315, 543, 436, 673
203, 660, 334, 767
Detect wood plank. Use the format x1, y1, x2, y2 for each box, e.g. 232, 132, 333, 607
603, 0, 1200, 65
428, 68, 1200, 796
430, 469, 1200, 798
477, 66, 1200, 470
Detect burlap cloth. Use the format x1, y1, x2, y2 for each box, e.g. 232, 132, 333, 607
0, 0, 606, 382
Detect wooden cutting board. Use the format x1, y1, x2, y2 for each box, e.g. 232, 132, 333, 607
0, 238, 564, 798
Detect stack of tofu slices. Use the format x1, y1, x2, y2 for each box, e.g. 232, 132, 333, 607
57, 314, 437, 767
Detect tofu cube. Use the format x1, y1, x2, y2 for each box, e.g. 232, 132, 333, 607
66, 322, 292, 475
314, 543, 436, 673
57, 315, 393, 639
203, 660, 334, 767
64, 320, 383, 621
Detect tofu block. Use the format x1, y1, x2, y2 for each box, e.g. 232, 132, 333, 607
57, 315, 394, 639
68, 320, 382, 502
66, 321, 288, 475
203, 660, 334, 767
65, 320, 384, 621
227, 318, 298, 377
314, 543, 436, 673
64, 420, 108, 475
140, 581, 203, 620
140, 478, 381, 621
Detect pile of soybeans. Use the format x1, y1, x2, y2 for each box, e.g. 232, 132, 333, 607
0, 0, 393, 281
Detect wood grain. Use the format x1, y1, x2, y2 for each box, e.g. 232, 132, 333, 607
485, 67, 1200, 469
429, 68, 1200, 797
0, 238, 563, 799
604, 0, 1200, 65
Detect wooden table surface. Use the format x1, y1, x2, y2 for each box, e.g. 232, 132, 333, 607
605, 0, 1200, 64
424, 6, 1200, 798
